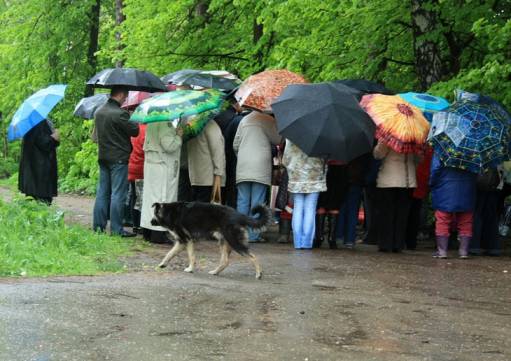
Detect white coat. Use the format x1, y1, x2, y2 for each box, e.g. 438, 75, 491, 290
140, 122, 182, 231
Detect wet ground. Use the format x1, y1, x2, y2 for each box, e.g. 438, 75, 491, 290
1, 188, 510, 360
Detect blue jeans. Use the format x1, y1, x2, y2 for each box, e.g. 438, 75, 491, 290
93, 161, 129, 235
336, 185, 362, 245
237, 182, 267, 240
292, 192, 320, 249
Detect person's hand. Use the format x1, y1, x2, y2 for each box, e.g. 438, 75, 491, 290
176, 127, 184, 137
51, 129, 60, 142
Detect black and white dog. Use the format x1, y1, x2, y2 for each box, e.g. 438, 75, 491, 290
151, 202, 271, 279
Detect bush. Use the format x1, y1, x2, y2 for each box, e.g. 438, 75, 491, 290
0, 197, 133, 276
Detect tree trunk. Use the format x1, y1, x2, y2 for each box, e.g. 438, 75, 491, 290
85, 0, 101, 97
253, 19, 264, 68
411, 0, 443, 90
115, 0, 125, 67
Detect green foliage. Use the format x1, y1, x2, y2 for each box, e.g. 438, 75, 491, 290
0, 197, 133, 276
0, 0, 510, 194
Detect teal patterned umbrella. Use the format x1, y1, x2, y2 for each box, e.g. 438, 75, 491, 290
428, 100, 511, 173
130, 89, 227, 141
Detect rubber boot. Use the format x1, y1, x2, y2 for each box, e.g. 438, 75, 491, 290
458, 236, 470, 259
327, 214, 339, 249
277, 218, 291, 243
313, 214, 326, 248
433, 236, 449, 258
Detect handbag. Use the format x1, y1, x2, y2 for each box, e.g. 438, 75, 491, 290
275, 168, 289, 210
271, 147, 285, 186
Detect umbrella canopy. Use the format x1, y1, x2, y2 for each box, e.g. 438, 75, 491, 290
130, 89, 227, 141
175, 72, 240, 91
121, 91, 154, 110
360, 94, 430, 154
398, 92, 450, 113
272, 82, 375, 162
335, 79, 394, 97
161, 69, 201, 84
87, 68, 167, 92
8, 84, 67, 141
235, 69, 307, 112
73, 93, 109, 119
428, 100, 510, 173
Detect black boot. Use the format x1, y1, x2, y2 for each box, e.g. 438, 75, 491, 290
313, 214, 326, 248
327, 214, 339, 249
277, 218, 291, 243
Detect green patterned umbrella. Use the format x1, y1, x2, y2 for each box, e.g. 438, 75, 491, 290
130, 89, 227, 141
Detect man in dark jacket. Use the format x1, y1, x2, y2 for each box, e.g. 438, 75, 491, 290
93, 87, 139, 236
18, 120, 59, 204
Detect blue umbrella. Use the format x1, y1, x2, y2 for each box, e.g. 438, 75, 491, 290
7, 84, 67, 141
428, 100, 510, 173
399, 92, 450, 113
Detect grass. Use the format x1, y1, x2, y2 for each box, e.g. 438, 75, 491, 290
0, 196, 135, 277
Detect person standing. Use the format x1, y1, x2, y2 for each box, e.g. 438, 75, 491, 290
140, 122, 183, 243
430, 153, 477, 258
128, 123, 146, 234
187, 120, 226, 202
283, 140, 327, 249
373, 141, 418, 252
18, 119, 60, 204
93, 87, 139, 237
233, 111, 282, 242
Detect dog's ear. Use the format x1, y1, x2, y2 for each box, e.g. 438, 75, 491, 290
152, 203, 160, 209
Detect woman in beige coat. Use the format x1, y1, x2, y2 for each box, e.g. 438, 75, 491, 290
373, 141, 418, 252
140, 122, 182, 243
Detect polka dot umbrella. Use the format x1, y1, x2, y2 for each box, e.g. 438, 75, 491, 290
428, 100, 511, 173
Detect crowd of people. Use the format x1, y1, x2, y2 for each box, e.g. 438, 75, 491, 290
17, 84, 510, 259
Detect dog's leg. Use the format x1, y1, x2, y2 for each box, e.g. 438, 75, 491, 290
158, 242, 184, 268
184, 242, 196, 273
208, 242, 231, 276
248, 252, 262, 279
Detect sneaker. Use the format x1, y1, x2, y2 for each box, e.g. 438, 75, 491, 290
433, 252, 447, 259
343, 243, 355, 249
120, 231, 137, 238
459, 254, 469, 259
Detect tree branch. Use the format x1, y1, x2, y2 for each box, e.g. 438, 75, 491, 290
142, 49, 249, 61
383, 57, 415, 66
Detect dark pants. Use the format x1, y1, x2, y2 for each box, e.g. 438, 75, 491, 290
178, 168, 193, 202
191, 186, 213, 203
405, 198, 423, 250
128, 181, 141, 229
472, 190, 500, 255
93, 161, 128, 235
375, 188, 413, 252
363, 186, 378, 245
336, 185, 362, 245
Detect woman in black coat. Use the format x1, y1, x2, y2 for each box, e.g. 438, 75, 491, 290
18, 120, 59, 204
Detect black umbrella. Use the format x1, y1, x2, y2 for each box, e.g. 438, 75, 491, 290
335, 79, 394, 99
272, 82, 375, 162
161, 69, 201, 84
175, 73, 240, 91
87, 68, 167, 92
73, 94, 109, 119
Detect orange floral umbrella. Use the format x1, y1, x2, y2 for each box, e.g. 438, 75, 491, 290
235, 69, 307, 112
360, 94, 430, 154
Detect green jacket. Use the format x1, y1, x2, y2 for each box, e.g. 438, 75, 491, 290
94, 98, 139, 163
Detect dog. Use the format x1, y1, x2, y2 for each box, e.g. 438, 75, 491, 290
151, 202, 272, 279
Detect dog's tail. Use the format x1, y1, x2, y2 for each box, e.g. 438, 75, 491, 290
243, 205, 272, 231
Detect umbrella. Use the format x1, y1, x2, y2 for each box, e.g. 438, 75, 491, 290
130, 89, 227, 141
272, 82, 375, 162
335, 79, 394, 97
428, 100, 511, 173
235, 69, 307, 112
398, 92, 450, 113
161, 69, 201, 84
73, 93, 109, 119
87, 68, 167, 92
175, 72, 240, 91
7, 84, 67, 141
360, 94, 430, 154
121, 91, 154, 110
